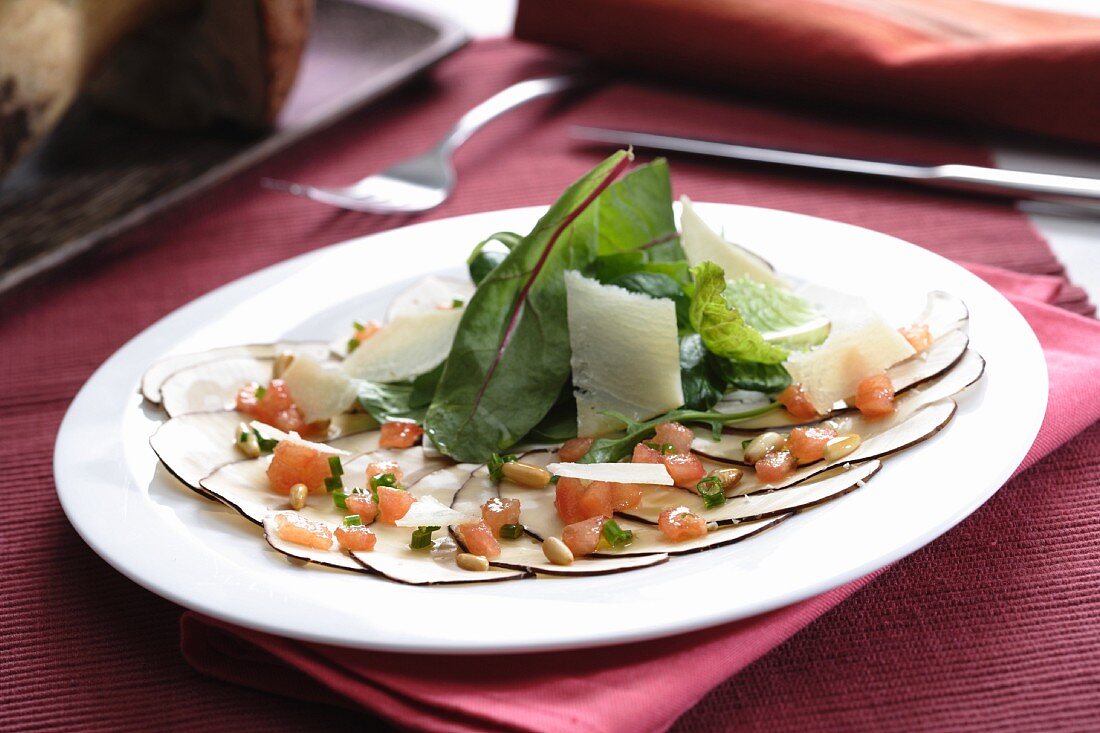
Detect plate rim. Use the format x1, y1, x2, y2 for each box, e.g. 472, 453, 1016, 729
54, 202, 1048, 654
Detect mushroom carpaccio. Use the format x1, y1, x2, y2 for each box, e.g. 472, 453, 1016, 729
144, 278, 982, 585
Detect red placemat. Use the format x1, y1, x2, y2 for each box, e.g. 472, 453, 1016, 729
2, 39, 1097, 732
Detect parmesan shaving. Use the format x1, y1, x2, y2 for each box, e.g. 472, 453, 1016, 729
546, 462, 674, 486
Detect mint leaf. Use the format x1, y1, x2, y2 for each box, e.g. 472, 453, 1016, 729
689, 262, 787, 364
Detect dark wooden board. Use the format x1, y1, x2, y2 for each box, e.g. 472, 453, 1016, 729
0, 0, 466, 296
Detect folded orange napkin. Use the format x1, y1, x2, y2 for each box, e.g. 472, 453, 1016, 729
516, 0, 1100, 145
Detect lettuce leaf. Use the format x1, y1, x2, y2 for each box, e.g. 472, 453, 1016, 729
688, 262, 788, 364
723, 276, 829, 350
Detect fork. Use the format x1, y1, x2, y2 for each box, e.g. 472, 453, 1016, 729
263, 73, 590, 213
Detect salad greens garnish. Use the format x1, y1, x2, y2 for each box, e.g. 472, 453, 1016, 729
381, 150, 822, 464
425, 151, 676, 463
689, 262, 788, 364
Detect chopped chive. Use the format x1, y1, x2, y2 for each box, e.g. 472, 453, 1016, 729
369, 472, 398, 490
328, 456, 344, 476
487, 453, 518, 482
353, 320, 365, 331
741, 439, 753, 450
451, 298, 464, 308
601, 519, 634, 548
332, 490, 348, 509
252, 430, 278, 454
346, 337, 360, 353
324, 475, 343, 492
254, 385, 267, 400
696, 475, 726, 509
343, 514, 362, 527
410, 526, 440, 550
644, 442, 677, 455
499, 523, 524, 540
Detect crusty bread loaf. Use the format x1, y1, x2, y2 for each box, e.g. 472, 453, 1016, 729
0, 0, 312, 174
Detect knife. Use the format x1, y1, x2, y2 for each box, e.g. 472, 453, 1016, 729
571, 125, 1100, 207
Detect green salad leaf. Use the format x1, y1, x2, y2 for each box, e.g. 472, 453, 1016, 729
467, 231, 522, 285
723, 276, 829, 350
425, 152, 678, 462
689, 262, 788, 364
713, 359, 791, 394
356, 363, 443, 424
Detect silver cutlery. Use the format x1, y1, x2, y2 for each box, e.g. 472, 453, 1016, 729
264, 73, 589, 213
572, 126, 1100, 207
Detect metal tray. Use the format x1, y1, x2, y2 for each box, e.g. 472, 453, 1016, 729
0, 0, 466, 296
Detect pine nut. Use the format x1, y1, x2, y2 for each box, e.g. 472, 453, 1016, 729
272, 351, 295, 379
824, 433, 861, 463
501, 460, 551, 488
237, 422, 261, 458
709, 467, 743, 492
289, 483, 309, 510
542, 536, 574, 566
456, 553, 490, 572
743, 432, 786, 465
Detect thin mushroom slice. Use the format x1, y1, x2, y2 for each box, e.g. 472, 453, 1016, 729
262, 512, 368, 573
455, 459, 669, 575
160, 356, 275, 417
920, 290, 969, 338
593, 515, 791, 557
622, 460, 882, 526
690, 399, 956, 500
695, 351, 982, 469
720, 329, 970, 431
151, 411, 379, 492
142, 341, 329, 404
340, 461, 529, 585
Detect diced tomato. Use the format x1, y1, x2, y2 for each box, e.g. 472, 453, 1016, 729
555, 477, 587, 524
755, 449, 797, 484
266, 441, 334, 494
633, 439, 704, 488
663, 452, 706, 488
632, 442, 663, 464
559, 436, 594, 462
353, 321, 381, 344
364, 460, 403, 485
610, 482, 642, 511
578, 481, 615, 519
274, 513, 332, 550
345, 493, 378, 524
562, 516, 606, 557
855, 372, 896, 419
455, 520, 501, 559
778, 384, 818, 421
379, 421, 424, 448
376, 485, 415, 524
658, 506, 708, 542
654, 422, 694, 455
787, 425, 839, 463
899, 323, 933, 352
481, 497, 521, 536
237, 379, 311, 434
334, 525, 377, 551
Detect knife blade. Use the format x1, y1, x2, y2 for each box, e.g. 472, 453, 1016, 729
571, 125, 1100, 206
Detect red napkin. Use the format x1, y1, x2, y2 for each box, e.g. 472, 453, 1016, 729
516, 0, 1100, 146
179, 266, 1100, 733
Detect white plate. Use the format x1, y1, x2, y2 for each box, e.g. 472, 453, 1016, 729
54, 203, 1046, 654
